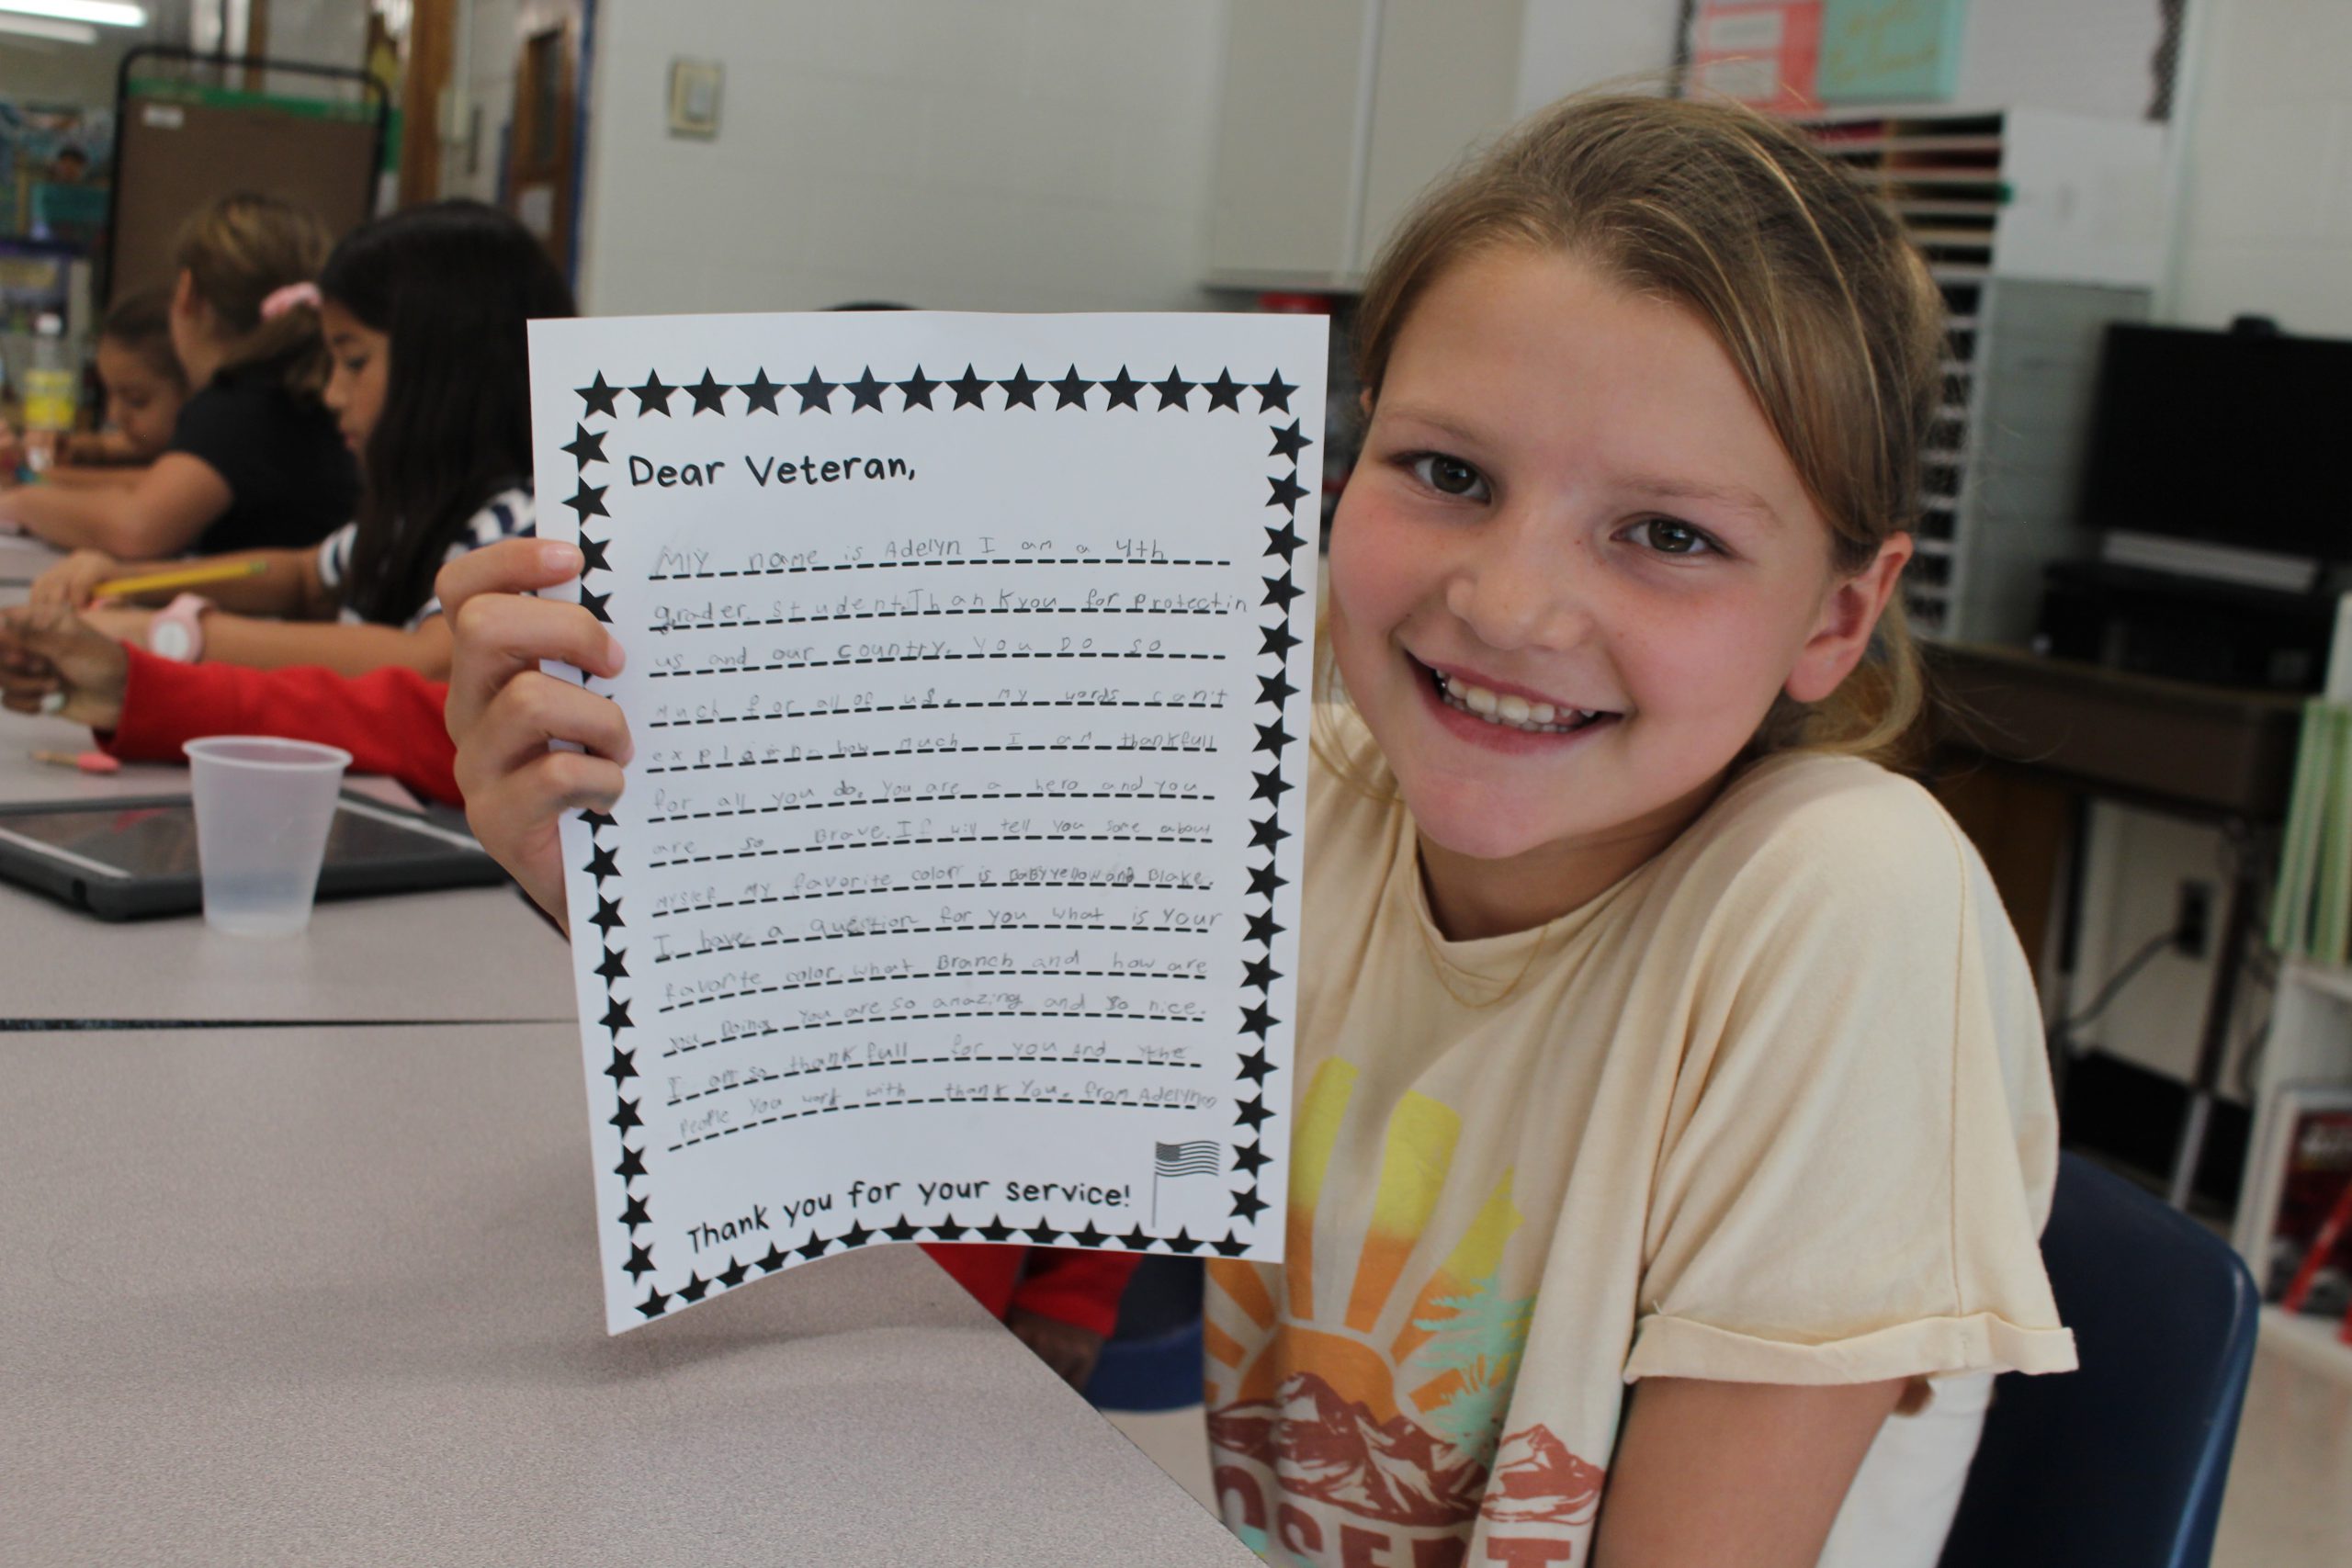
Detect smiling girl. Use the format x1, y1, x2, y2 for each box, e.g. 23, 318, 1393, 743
434, 95, 2073, 1568
30, 200, 572, 680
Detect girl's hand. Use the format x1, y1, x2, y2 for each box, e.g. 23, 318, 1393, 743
438, 537, 630, 924
1005, 1309, 1107, 1390
31, 548, 127, 609
0, 603, 132, 730
83, 604, 153, 648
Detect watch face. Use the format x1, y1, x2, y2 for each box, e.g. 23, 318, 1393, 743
150, 618, 195, 662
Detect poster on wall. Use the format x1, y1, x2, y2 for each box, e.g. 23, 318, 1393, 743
528, 309, 1325, 1333
1689, 1, 1823, 115
1817, 0, 1970, 104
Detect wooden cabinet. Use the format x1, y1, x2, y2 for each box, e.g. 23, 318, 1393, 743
1206, 0, 1525, 290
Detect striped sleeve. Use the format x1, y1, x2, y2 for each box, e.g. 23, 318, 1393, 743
408, 487, 537, 626
315, 521, 357, 592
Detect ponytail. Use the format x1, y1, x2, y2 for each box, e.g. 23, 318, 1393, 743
172, 192, 333, 397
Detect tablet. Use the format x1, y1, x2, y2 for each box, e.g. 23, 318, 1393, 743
0, 793, 508, 921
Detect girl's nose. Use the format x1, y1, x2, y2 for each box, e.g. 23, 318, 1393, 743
1442, 513, 1590, 653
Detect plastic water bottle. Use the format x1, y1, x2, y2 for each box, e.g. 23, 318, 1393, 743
21, 312, 77, 474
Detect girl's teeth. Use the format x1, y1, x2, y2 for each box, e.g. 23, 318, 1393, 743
1435, 672, 1600, 734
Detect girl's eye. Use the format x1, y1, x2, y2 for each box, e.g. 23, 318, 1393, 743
1630, 517, 1718, 557
1407, 453, 1489, 501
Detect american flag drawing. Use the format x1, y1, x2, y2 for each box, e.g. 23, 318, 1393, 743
1155, 1140, 1223, 1177
1153, 1140, 1222, 1226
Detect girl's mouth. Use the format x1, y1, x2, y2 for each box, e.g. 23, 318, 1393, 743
1415, 657, 1618, 736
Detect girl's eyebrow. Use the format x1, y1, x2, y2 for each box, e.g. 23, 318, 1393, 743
1616, 471, 1783, 528
1373, 403, 1487, 446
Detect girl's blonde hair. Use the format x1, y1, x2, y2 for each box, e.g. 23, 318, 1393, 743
173, 192, 333, 395
1341, 93, 1945, 767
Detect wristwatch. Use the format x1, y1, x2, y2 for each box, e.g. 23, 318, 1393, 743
147, 592, 211, 663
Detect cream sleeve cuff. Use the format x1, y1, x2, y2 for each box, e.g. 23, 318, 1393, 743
1626, 1310, 2078, 1386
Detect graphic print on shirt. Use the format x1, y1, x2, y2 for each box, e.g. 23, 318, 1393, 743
1206, 1060, 1605, 1564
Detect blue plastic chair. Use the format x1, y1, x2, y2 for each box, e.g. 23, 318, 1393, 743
1938, 1153, 2261, 1568
1084, 1256, 1205, 1413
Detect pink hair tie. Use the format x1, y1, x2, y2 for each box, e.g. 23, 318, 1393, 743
261, 282, 322, 321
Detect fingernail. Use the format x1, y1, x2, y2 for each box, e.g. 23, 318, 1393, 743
605, 634, 626, 674
542, 540, 583, 573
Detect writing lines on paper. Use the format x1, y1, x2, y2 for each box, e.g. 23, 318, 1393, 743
659, 999, 1211, 1060
647, 915, 1216, 964
648, 541, 1229, 580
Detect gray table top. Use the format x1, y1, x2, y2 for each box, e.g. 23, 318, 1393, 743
1, 1023, 1247, 1566
0, 711, 576, 1023
0, 530, 61, 585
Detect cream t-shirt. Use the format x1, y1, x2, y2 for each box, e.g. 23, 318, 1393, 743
1204, 712, 2075, 1567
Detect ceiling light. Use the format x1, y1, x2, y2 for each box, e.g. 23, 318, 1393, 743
0, 12, 100, 41
0, 1, 150, 28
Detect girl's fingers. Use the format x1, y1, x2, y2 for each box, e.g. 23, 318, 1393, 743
445, 593, 626, 741
0, 678, 62, 713
450, 670, 634, 806
461, 750, 627, 920
435, 536, 585, 621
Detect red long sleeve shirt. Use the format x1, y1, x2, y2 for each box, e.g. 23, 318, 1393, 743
102, 645, 1140, 1337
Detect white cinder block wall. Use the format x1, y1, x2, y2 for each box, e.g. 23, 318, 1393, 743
2168, 0, 2352, 333
571, 0, 1229, 316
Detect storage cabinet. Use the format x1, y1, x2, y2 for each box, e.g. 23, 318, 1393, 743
1206, 0, 1524, 289
1792, 107, 2165, 642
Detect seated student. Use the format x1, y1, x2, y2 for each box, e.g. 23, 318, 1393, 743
0, 288, 188, 485
0, 194, 357, 556
430, 97, 2077, 1568
0, 573, 1138, 1389
31, 201, 569, 682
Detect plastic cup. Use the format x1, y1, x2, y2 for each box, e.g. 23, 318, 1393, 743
185, 737, 352, 936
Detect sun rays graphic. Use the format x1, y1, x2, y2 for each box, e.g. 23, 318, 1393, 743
1205, 1060, 1608, 1551
1208, 1057, 1529, 1443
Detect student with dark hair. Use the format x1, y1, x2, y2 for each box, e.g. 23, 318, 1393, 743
0, 192, 357, 555
32, 199, 574, 681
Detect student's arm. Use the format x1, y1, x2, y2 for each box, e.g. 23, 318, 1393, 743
85, 604, 458, 680
29, 464, 144, 491
0, 605, 464, 806
440, 536, 630, 921
0, 451, 231, 556
1005, 1247, 1145, 1388
1589, 1377, 1906, 1568
35, 544, 328, 617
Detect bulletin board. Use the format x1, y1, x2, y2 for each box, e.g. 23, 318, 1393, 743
1688, 1, 1824, 115
103, 48, 388, 307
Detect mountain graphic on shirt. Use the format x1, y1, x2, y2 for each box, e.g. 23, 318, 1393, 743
1208, 1371, 1491, 1527
1478, 1424, 1607, 1527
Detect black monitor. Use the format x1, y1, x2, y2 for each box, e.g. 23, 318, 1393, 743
2077, 322, 2352, 563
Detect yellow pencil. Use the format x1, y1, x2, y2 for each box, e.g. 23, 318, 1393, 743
90, 558, 269, 601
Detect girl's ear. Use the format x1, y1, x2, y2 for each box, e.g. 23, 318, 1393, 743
169, 269, 197, 321
1784, 533, 1913, 704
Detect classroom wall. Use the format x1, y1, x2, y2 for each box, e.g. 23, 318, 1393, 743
571, 0, 1230, 316
0, 0, 197, 107
440, 0, 522, 205
1514, 0, 1684, 109
2166, 0, 2352, 334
